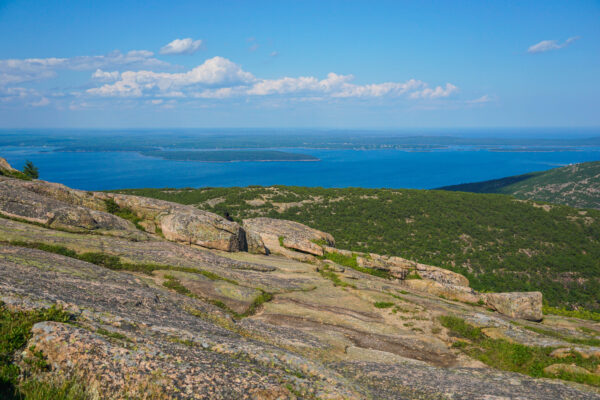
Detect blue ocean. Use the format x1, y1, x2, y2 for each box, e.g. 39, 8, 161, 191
2, 141, 600, 191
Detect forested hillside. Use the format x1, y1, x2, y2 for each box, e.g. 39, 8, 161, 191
113, 186, 600, 312
440, 161, 600, 209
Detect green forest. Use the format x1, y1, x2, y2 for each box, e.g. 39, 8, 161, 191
113, 186, 600, 312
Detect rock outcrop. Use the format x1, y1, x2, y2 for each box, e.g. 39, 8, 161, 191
403, 279, 481, 304
0, 178, 143, 238
1, 165, 594, 399
0, 157, 18, 173
243, 217, 334, 259
0, 173, 246, 251
484, 292, 543, 321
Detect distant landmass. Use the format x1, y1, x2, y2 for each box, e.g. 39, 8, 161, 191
140, 150, 319, 162
439, 161, 600, 209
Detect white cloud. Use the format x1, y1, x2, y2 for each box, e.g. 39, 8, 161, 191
0, 49, 461, 108
160, 38, 203, 55
87, 56, 255, 97
0, 86, 48, 107
0, 50, 170, 85
409, 83, 458, 99
527, 37, 579, 54
92, 69, 120, 81
86, 57, 459, 102
466, 94, 492, 104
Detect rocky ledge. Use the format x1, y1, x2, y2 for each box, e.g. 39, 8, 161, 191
0, 158, 599, 399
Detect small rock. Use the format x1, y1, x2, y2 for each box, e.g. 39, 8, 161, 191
550, 348, 573, 359
543, 363, 591, 376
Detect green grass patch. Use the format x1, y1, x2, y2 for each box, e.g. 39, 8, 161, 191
103, 198, 144, 230
0, 169, 32, 181
374, 302, 394, 309
322, 251, 391, 279
162, 274, 192, 296
239, 291, 273, 318
405, 271, 422, 280
318, 265, 356, 288
543, 305, 600, 322
439, 315, 600, 387
517, 324, 600, 347
0, 303, 88, 400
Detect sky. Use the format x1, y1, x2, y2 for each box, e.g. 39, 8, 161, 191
0, 0, 598, 129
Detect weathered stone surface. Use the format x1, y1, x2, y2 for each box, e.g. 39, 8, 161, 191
282, 236, 324, 256
0, 157, 18, 173
403, 279, 481, 304
0, 178, 142, 238
415, 263, 469, 287
0, 177, 247, 251
245, 229, 268, 254
356, 253, 470, 287
2, 173, 597, 399
322, 245, 353, 257
335, 361, 600, 400
159, 209, 245, 252
485, 291, 543, 321
242, 217, 333, 260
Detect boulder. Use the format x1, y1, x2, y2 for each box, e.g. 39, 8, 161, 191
484, 292, 543, 321
282, 236, 324, 256
245, 229, 268, 255
242, 217, 334, 259
160, 210, 245, 252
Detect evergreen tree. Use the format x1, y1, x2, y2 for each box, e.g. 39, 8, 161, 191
22, 160, 39, 179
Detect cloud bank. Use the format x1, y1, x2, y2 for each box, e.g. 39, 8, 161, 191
87, 57, 458, 101
0, 49, 461, 109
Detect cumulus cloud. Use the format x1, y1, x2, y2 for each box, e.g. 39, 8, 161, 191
527, 37, 579, 54
92, 69, 120, 81
87, 56, 255, 97
160, 38, 203, 55
85, 57, 459, 102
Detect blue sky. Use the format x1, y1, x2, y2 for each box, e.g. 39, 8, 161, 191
0, 0, 598, 129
